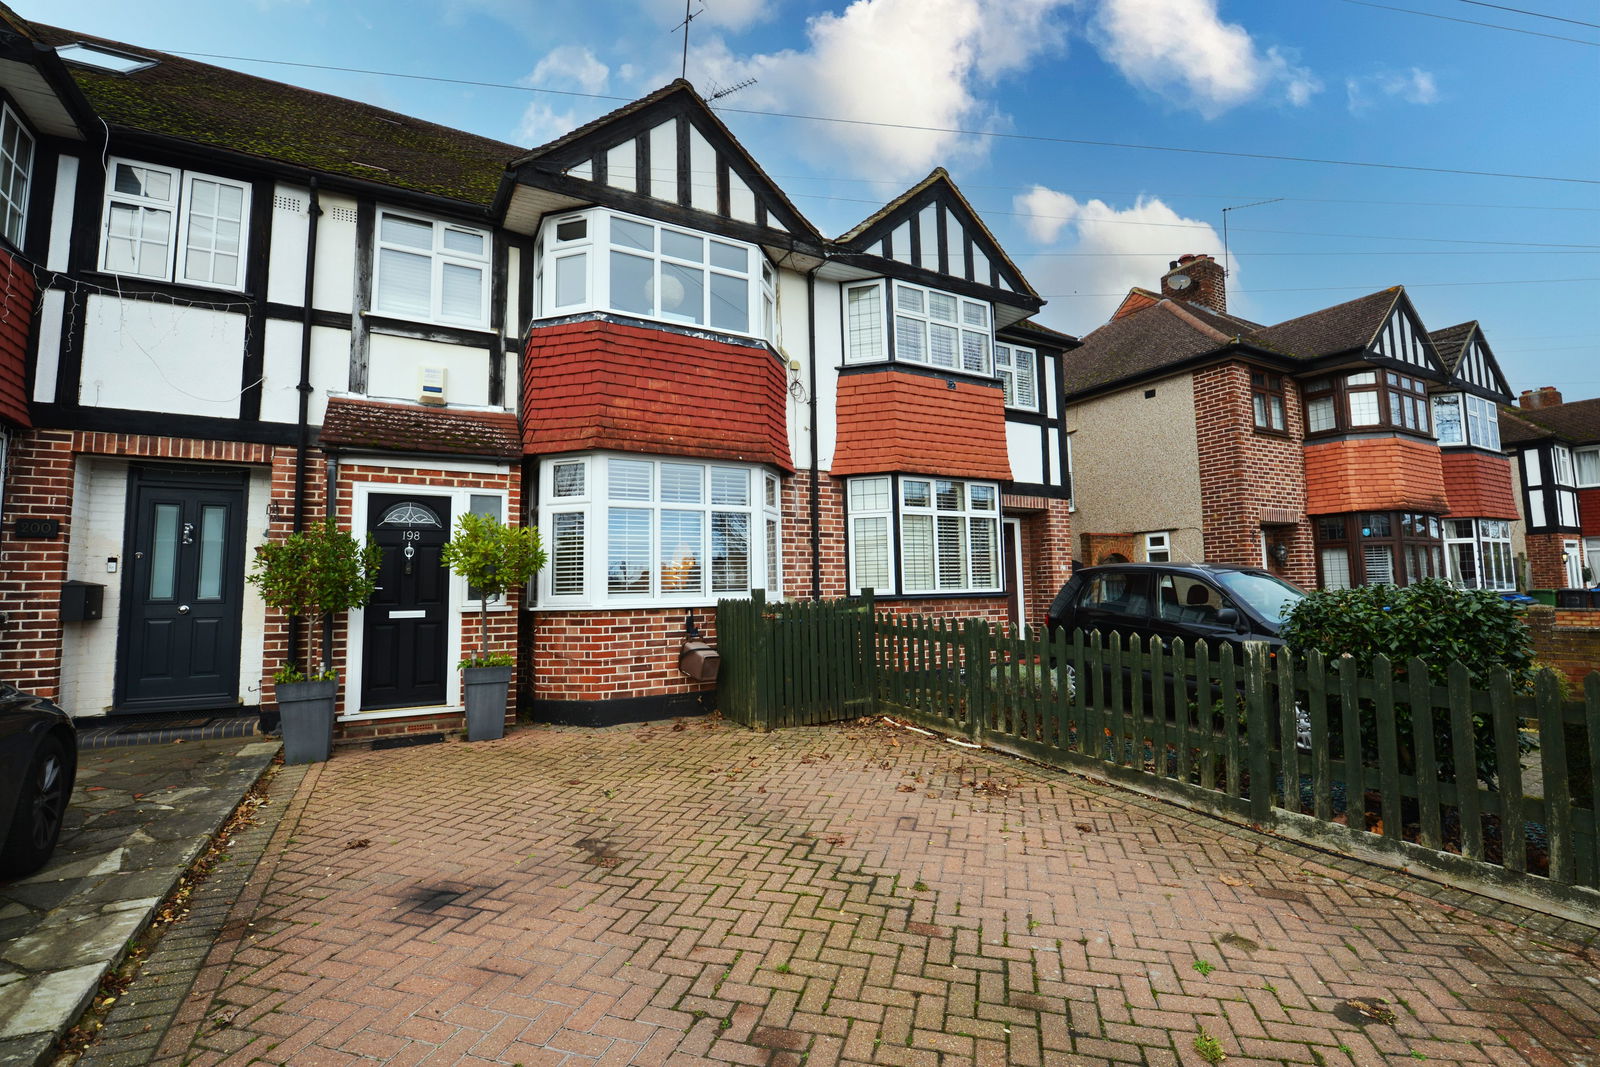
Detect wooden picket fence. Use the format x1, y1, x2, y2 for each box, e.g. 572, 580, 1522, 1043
715, 592, 1600, 911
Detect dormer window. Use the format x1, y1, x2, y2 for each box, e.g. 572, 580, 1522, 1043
1431, 392, 1501, 450
841, 280, 992, 376
537, 208, 772, 340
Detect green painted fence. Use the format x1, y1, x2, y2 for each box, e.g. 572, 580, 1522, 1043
715, 593, 1600, 907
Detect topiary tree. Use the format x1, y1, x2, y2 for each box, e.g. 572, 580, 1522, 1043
248, 519, 382, 682
439, 512, 546, 667
1279, 576, 1538, 785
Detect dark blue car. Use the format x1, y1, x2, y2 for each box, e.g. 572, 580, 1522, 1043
1, 683, 77, 879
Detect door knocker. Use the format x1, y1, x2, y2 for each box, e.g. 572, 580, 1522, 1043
403, 542, 415, 575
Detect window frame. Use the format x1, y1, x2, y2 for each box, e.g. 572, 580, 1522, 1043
890, 281, 992, 377
1143, 531, 1171, 563
845, 474, 1003, 597
1444, 517, 1514, 591
535, 453, 781, 608
372, 207, 491, 329
535, 207, 770, 340
0, 102, 34, 248
99, 157, 251, 290
1302, 367, 1435, 438
1250, 370, 1286, 434
994, 342, 1038, 410
1313, 511, 1443, 590
1576, 445, 1600, 488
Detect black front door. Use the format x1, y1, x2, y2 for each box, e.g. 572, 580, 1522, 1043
117, 466, 247, 713
362, 494, 450, 710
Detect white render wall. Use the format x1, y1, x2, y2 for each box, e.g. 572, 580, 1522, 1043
79, 296, 248, 418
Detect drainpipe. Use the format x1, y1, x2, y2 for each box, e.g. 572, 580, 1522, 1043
806, 266, 821, 601
322, 449, 339, 675
290, 178, 322, 670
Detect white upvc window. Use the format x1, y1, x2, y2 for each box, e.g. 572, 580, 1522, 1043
839, 280, 993, 376
1144, 531, 1171, 563
100, 158, 251, 289
1433, 392, 1502, 450
537, 454, 781, 607
1553, 444, 1576, 487
374, 209, 490, 328
536, 208, 770, 339
0, 103, 34, 246
995, 343, 1037, 409
847, 475, 1001, 596
1444, 518, 1514, 591
1575, 445, 1600, 488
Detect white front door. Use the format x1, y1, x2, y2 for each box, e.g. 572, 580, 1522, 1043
1563, 539, 1583, 588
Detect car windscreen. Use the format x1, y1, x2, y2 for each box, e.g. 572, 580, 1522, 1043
1212, 571, 1305, 627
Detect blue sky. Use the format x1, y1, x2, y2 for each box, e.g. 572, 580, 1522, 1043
34, 0, 1600, 397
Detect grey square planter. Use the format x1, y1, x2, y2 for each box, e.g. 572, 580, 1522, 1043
277, 679, 337, 764
463, 665, 513, 741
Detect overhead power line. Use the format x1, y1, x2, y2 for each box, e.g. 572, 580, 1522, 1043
1042, 276, 1600, 298
1450, 0, 1600, 29
1331, 0, 1599, 44
166, 49, 1600, 187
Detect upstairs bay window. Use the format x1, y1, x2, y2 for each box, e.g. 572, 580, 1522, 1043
1431, 392, 1502, 451
537, 209, 773, 339
537, 454, 781, 607
1302, 369, 1432, 437
842, 280, 993, 377
848, 475, 1001, 596
100, 158, 250, 289
373, 210, 490, 328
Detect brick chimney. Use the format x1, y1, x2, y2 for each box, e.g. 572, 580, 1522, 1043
1160, 253, 1226, 314
1519, 386, 1564, 410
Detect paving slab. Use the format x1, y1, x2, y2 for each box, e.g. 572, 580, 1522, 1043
67, 721, 1600, 1066
0, 736, 279, 1066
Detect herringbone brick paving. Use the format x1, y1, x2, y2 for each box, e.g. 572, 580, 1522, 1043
142, 719, 1598, 1065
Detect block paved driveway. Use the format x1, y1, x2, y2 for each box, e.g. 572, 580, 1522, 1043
151, 718, 1599, 1066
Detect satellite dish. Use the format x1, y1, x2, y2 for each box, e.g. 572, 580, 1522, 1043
1168, 273, 1192, 291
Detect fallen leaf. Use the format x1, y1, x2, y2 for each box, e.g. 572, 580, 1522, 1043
343, 838, 371, 850
897, 785, 917, 793
1219, 875, 1247, 887
1344, 998, 1398, 1024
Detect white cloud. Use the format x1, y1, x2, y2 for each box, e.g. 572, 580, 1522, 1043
683, 0, 1074, 182
1090, 0, 1319, 118
518, 45, 611, 146
1346, 67, 1439, 113
1013, 185, 1235, 329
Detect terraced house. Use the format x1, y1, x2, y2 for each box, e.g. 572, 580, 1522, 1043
0, 12, 1073, 737
1500, 388, 1600, 590
1063, 254, 1520, 593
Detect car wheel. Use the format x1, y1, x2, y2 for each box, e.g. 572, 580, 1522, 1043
0, 735, 71, 879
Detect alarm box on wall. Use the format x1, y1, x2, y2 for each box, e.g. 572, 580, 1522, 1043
419, 366, 447, 406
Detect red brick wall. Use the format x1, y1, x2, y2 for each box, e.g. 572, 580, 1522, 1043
533, 607, 718, 704
782, 474, 848, 601
1016, 500, 1073, 630
0, 249, 38, 428
523, 318, 791, 470
1525, 532, 1572, 590
1193, 362, 1315, 588
1580, 488, 1600, 538
1525, 606, 1600, 690
1081, 532, 1136, 566
1304, 436, 1448, 515
832, 371, 1011, 480
1441, 450, 1519, 520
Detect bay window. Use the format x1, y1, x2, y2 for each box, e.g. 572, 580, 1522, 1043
1314, 512, 1442, 589
100, 158, 250, 289
373, 209, 490, 327
841, 280, 993, 376
537, 208, 772, 339
537, 454, 781, 606
1302, 368, 1433, 437
1432, 392, 1502, 450
1445, 518, 1513, 591
848, 475, 1001, 595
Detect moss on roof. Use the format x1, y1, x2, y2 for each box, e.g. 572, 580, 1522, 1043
39, 25, 520, 205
